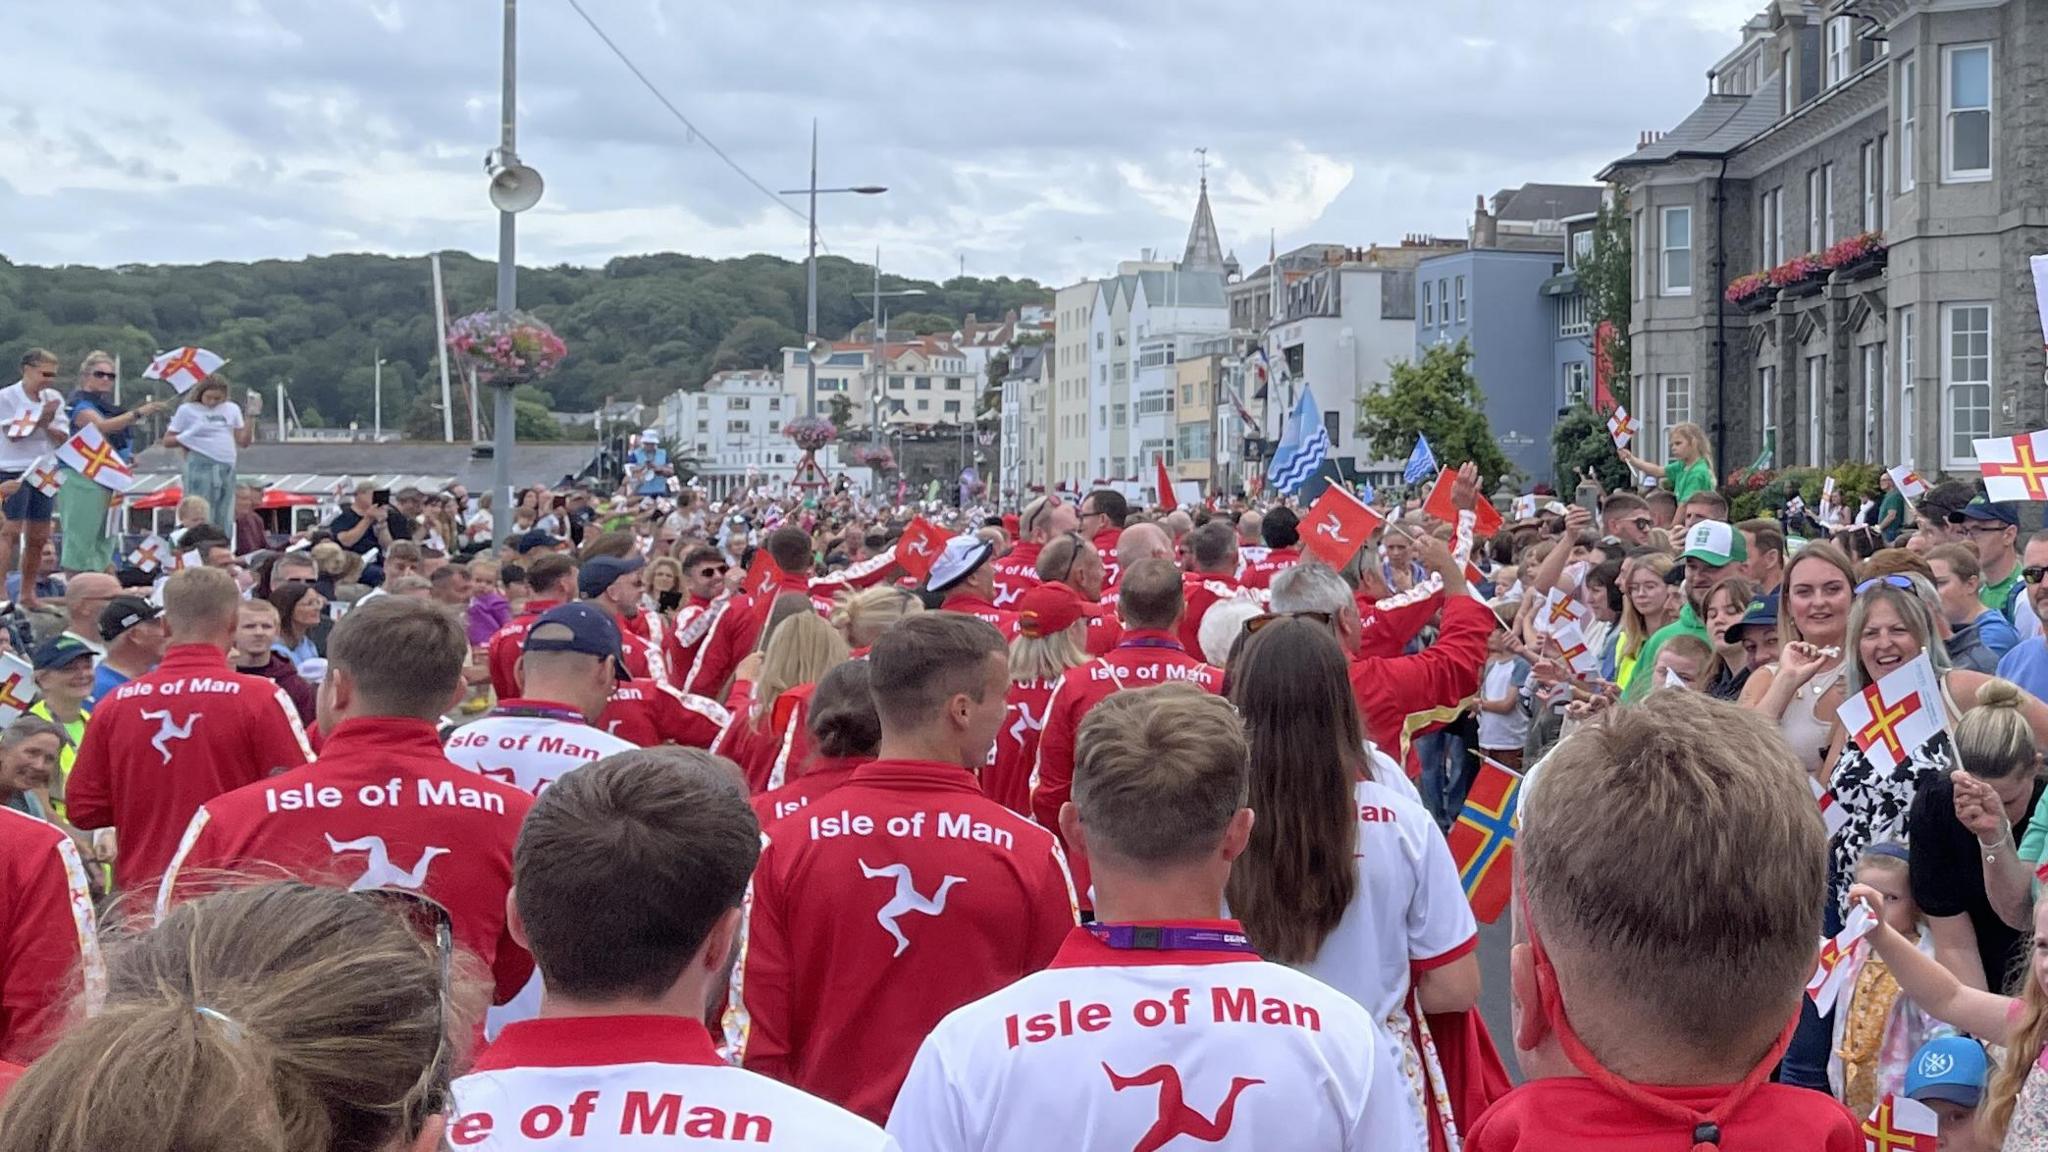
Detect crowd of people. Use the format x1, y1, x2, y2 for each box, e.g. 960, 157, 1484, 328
5, 359, 2048, 1148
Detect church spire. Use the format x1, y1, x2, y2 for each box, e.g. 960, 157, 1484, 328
1181, 149, 1225, 273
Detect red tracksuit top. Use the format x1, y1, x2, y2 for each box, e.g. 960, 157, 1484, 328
681, 594, 767, 700
599, 678, 728, 748
730, 758, 1077, 1125
486, 598, 564, 702
1091, 528, 1123, 591
1350, 594, 1494, 775
158, 716, 535, 1005
0, 808, 102, 1063
750, 754, 868, 828
1177, 570, 1247, 656
1082, 598, 1122, 656
662, 594, 721, 691
712, 682, 812, 795
988, 676, 1058, 816
989, 541, 1042, 608
938, 593, 1019, 640
66, 643, 316, 892
1239, 545, 1302, 590
1357, 586, 1445, 660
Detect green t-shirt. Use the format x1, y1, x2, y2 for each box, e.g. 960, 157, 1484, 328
1669, 457, 1716, 505
1622, 603, 1708, 702
1982, 565, 2021, 620
1876, 490, 1907, 541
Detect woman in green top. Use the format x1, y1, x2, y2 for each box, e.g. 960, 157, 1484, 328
1620, 421, 1716, 504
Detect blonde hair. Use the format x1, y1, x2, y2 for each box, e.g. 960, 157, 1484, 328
191, 375, 231, 405
78, 350, 115, 377
751, 610, 848, 729
1670, 421, 1713, 472
1524, 692, 1823, 1069
1844, 578, 1950, 694
162, 567, 241, 639
1780, 541, 1859, 647
1954, 678, 2039, 782
1008, 620, 1089, 682
644, 557, 683, 596
832, 585, 923, 650
1618, 552, 1677, 660
178, 494, 212, 525
1988, 958, 2048, 1137
0, 881, 469, 1152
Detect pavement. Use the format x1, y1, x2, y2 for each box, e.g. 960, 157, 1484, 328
1477, 912, 1522, 1083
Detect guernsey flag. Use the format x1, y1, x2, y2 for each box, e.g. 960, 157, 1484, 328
1448, 756, 1521, 923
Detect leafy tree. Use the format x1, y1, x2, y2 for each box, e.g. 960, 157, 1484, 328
1549, 405, 1633, 494
513, 399, 564, 441
1581, 192, 1632, 406
710, 316, 802, 373
827, 393, 854, 432
1357, 340, 1514, 487
888, 311, 958, 336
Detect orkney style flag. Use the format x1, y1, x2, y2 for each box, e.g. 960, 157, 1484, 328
142, 346, 225, 394
1423, 467, 1504, 537
1886, 465, 1928, 501
1811, 776, 1850, 839
895, 516, 947, 583
1863, 1093, 1940, 1152
22, 457, 61, 498
0, 654, 38, 727
1836, 652, 1947, 775
1607, 404, 1636, 451
56, 423, 134, 493
1448, 756, 1521, 924
1301, 484, 1383, 568
1975, 428, 2048, 502
1153, 455, 1178, 513
1806, 900, 1876, 1014
127, 533, 171, 574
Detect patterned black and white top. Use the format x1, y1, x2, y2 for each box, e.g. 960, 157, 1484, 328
1825, 690, 1958, 917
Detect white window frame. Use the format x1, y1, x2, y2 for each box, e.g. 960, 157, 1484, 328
1807, 169, 1823, 252
1895, 306, 1916, 468
1438, 280, 1450, 325
1760, 188, 1782, 267
1860, 142, 1878, 232
1455, 276, 1467, 323
1941, 44, 1992, 183
1861, 343, 1885, 462
1941, 302, 1992, 468
1422, 280, 1434, 326
1562, 361, 1588, 408
1658, 375, 1692, 459
1805, 354, 1827, 466
1825, 16, 1853, 86
1821, 163, 1836, 247
1758, 365, 1778, 460
1898, 55, 1918, 193
1780, 48, 1794, 116
1659, 206, 1692, 296
1632, 212, 1644, 301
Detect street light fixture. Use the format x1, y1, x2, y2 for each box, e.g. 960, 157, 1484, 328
780, 119, 886, 420
858, 282, 928, 454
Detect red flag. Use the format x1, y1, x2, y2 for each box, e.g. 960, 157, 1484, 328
1592, 320, 1617, 413
896, 517, 947, 583
1423, 468, 1503, 537
1154, 455, 1178, 513
743, 550, 787, 633
1301, 485, 1383, 568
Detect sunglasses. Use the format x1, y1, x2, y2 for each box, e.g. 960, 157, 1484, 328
694, 565, 728, 579
2025, 567, 2048, 586
89, 370, 117, 381
1047, 532, 1087, 584
1855, 574, 1916, 595
1241, 610, 1335, 636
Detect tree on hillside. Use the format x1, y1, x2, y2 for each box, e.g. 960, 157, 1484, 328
710, 316, 802, 373
1357, 341, 1514, 487
889, 312, 958, 336
1550, 405, 1634, 494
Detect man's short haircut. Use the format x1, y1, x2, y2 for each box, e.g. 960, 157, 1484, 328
1601, 492, 1649, 518
161, 567, 240, 636
680, 544, 724, 571
19, 348, 57, 371
1928, 542, 1982, 581
577, 530, 637, 562
1236, 512, 1262, 542
1523, 692, 1823, 1067
385, 540, 423, 564
238, 598, 280, 621
1681, 490, 1729, 519
326, 598, 468, 720
1268, 561, 1351, 618
1261, 507, 1301, 549
1074, 684, 1247, 865
1646, 490, 1678, 514
867, 613, 1006, 732
428, 566, 463, 589
1084, 488, 1129, 529
1735, 518, 1785, 561
2027, 528, 2048, 551
1187, 520, 1237, 572
765, 525, 813, 574
515, 749, 760, 1000
1116, 558, 1183, 631
1859, 548, 1935, 584
1035, 534, 1089, 584
1658, 632, 1713, 670
524, 553, 578, 599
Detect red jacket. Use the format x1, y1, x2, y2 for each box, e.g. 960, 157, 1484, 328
1081, 598, 1122, 656
749, 754, 867, 828
680, 594, 765, 700
988, 677, 1058, 816
1178, 570, 1248, 656
67, 644, 316, 892
1031, 632, 1223, 903
938, 592, 1018, 640
732, 758, 1076, 1124
662, 594, 722, 692
712, 682, 811, 794
989, 542, 1042, 609
610, 608, 659, 682
1466, 1078, 1861, 1152
1349, 594, 1493, 775
0, 808, 101, 1063
486, 598, 564, 702
158, 716, 535, 1005
599, 679, 729, 748
1357, 586, 1445, 660
1091, 527, 1123, 591
809, 548, 900, 615
1240, 545, 1302, 590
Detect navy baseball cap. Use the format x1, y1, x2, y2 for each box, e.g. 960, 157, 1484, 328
522, 603, 630, 680
1728, 593, 1778, 640
1955, 496, 2020, 527
1905, 1035, 1988, 1108
31, 635, 96, 672
578, 554, 645, 599
513, 529, 563, 555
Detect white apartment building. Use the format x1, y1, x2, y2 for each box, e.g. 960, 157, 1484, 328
656, 369, 857, 498
1050, 280, 1100, 491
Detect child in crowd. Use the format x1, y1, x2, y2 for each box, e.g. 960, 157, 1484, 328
1847, 882, 2048, 1148
1476, 619, 1531, 770
1470, 690, 1862, 1150
1649, 632, 1713, 692
1829, 844, 1948, 1118
1905, 1035, 1993, 1152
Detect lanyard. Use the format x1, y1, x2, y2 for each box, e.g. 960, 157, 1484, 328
488, 703, 587, 725
1115, 636, 1184, 653
1085, 923, 1258, 953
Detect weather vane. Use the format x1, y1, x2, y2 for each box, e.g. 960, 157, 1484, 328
1195, 146, 1209, 183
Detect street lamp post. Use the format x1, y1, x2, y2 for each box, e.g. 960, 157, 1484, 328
486, 0, 543, 544
859, 276, 928, 475
782, 121, 885, 420
372, 351, 387, 441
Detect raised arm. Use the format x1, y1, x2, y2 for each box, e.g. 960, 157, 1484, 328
1851, 885, 2012, 1038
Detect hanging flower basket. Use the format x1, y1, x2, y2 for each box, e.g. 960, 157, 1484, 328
1724, 272, 1777, 314
1821, 230, 1888, 281
447, 310, 567, 385
1768, 254, 1827, 298
851, 445, 896, 473
783, 415, 838, 453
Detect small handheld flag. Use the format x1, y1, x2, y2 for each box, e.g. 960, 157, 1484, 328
1447, 757, 1521, 923
1606, 405, 1635, 451
0, 654, 39, 726
1836, 652, 1946, 774
1423, 468, 1504, 537
1549, 620, 1601, 680
1154, 455, 1178, 514
1805, 900, 1876, 1014
56, 424, 135, 493
1862, 1092, 1939, 1152
1886, 465, 1927, 500
1402, 434, 1438, 485
2, 412, 37, 441
743, 549, 788, 634
895, 517, 947, 583
127, 534, 170, 574
142, 346, 226, 394
23, 457, 61, 498
1511, 494, 1537, 522
1301, 485, 1384, 568
1975, 428, 2048, 502
1810, 776, 1849, 839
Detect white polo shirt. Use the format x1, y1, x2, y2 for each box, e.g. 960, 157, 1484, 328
0, 381, 68, 472
443, 702, 635, 795
888, 922, 1422, 1152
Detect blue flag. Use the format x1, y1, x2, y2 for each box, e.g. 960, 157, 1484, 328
1358, 480, 1376, 505
1266, 385, 1330, 495
1403, 434, 1438, 485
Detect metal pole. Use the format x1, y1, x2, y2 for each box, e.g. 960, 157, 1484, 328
804, 119, 820, 418
491, 0, 518, 545
373, 350, 383, 441
431, 253, 456, 442
871, 252, 882, 459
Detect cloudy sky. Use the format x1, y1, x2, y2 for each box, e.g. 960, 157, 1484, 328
3, 0, 1758, 286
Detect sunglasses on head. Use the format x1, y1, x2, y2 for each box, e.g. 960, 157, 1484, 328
1854, 574, 1916, 595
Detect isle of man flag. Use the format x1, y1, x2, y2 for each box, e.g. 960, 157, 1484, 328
1975, 428, 2048, 503
895, 517, 948, 583
1835, 652, 1946, 776
1301, 484, 1383, 568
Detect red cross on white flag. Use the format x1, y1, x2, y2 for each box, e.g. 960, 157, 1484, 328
0, 654, 38, 724
1805, 901, 1876, 1014
142, 346, 226, 394
2, 412, 37, 441
128, 534, 169, 574
1836, 652, 1945, 775
1976, 428, 2048, 503
1606, 404, 1635, 451
1885, 465, 1927, 500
